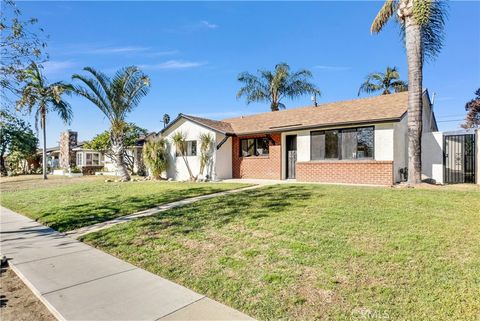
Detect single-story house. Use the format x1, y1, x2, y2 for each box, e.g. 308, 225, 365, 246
38, 131, 151, 175
161, 91, 479, 185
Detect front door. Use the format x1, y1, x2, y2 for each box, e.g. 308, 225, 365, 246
444, 134, 476, 184
286, 135, 297, 179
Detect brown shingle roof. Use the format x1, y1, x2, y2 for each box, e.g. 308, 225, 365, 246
168, 92, 409, 136
182, 114, 234, 134
222, 91, 409, 135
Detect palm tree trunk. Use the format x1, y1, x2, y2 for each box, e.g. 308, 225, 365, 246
405, 16, 423, 185
270, 102, 279, 112
42, 114, 48, 180
110, 131, 130, 181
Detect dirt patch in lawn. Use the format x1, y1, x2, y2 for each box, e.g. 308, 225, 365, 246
0, 265, 56, 321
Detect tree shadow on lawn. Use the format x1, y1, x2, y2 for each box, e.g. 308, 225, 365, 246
37, 186, 239, 232
131, 185, 321, 236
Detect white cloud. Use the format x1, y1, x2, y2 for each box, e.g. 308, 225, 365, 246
201, 20, 219, 29
42, 60, 77, 75
140, 60, 207, 70
87, 46, 150, 54
314, 65, 351, 71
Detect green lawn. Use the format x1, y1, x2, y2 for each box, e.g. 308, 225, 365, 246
81, 184, 480, 321
0, 175, 248, 232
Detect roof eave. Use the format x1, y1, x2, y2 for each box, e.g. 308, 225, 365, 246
159, 113, 233, 136
232, 117, 403, 136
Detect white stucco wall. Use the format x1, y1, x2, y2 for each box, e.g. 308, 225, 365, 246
374, 123, 394, 161
393, 117, 408, 182
215, 133, 232, 179
163, 118, 230, 181
421, 131, 443, 184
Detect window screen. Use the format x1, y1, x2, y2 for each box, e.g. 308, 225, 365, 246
311, 131, 325, 160
357, 127, 374, 158
325, 130, 339, 159
341, 129, 357, 160
311, 127, 374, 160
256, 138, 269, 156
176, 141, 197, 156
240, 138, 269, 157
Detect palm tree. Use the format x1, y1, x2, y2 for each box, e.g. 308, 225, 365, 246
358, 66, 407, 96
72, 66, 150, 181
371, 0, 447, 185
162, 113, 170, 128
237, 63, 320, 111
16, 62, 73, 179
143, 136, 169, 179
171, 131, 195, 181
199, 133, 214, 179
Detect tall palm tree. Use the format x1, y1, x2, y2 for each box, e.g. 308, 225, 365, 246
371, 0, 447, 185
72, 66, 150, 181
237, 63, 320, 111
16, 62, 73, 179
162, 113, 170, 128
358, 66, 407, 96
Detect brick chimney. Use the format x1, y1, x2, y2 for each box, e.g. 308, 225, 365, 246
59, 130, 78, 169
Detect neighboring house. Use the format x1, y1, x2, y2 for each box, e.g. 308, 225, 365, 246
37, 131, 149, 175
161, 91, 478, 185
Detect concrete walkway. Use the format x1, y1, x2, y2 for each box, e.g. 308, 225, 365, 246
66, 184, 265, 239
1, 206, 255, 321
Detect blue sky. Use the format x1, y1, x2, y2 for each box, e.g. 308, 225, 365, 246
15, 1, 480, 147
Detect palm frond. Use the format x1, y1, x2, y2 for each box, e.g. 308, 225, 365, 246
236, 72, 269, 104
238, 63, 320, 111
72, 73, 112, 119
371, 0, 397, 33
417, 0, 447, 60
49, 98, 73, 124
391, 80, 408, 92
358, 66, 406, 96
82, 67, 113, 102
358, 82, 383, 96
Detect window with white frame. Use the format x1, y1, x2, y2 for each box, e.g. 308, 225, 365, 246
176, 141, 197, 156
85, 152, 101, 166
76, 153, 83, 166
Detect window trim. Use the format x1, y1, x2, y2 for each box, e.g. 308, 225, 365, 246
85, 152, 101, 166
76, 152, 83, 166
310, 126, 375, 161
239, 137, 270, 158
176, 140, 197, 157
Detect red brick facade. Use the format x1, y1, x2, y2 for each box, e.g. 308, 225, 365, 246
296, 160, 394, 185
232, 134, 282, 180
232, 133, 393, 185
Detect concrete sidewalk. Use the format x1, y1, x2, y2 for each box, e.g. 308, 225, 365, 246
1, 207, 254, 321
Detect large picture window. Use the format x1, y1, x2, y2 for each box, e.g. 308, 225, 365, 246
311, 127, 374, 160
240, 138, 269, 157
176, 140, 197, 156
85, 152, 101, 166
